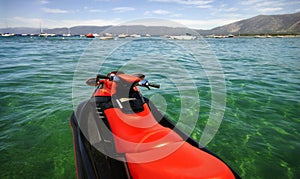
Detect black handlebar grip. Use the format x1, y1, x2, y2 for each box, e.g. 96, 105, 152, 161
97, 74, 109, 79
148, 83, 160, 88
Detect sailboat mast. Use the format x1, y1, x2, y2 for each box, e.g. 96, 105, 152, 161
40, 23, 43, 33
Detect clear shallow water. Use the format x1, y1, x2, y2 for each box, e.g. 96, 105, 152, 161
1, 36, 299, 178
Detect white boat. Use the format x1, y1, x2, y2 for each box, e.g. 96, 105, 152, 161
39, 33, 56, 37
266, 34, 272, 38
62, 28, 72, 37
169, 35, 196, 40
39, 23, 56, 37
213, 35, 227, 38
62, 33, 71, 37
130, 34, 141, 38
99, 33, 114, 40
254, 34, 272, 38
1, 33, 15, 37
99, 36, 114, 40
118, 33, 128, 38
254, 35, 263, 38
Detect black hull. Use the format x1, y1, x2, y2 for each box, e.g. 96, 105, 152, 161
70, 105, 130, 179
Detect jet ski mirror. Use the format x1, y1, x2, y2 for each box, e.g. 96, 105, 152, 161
86, 78, 98, 86
133, 73, 145, 79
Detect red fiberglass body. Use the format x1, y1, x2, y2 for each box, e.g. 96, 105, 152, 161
70, 71, 240, 179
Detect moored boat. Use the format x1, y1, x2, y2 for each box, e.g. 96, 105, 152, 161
169, 35, 197, 40
39, 33, 56, 37
86, 33, 95, 38
1, 33, 15, 37
63, 28, 72, 37
118, 33, 129, 38
99, 36, 114, 40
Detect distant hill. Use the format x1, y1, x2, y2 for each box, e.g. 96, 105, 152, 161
0, 27, 41, 34
99, 25, 198, 36
1, 12, 299, 35
0, 25, 198, 36
0, 26, 113, 35
203, 12, 300, 35
45, 26, 113, 35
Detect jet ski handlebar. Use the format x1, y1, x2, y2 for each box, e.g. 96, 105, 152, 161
138, 79, 160, 89
93, 73, 160, 90
96, 74, 109, 80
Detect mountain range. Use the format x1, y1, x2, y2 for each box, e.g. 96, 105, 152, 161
201, 12, 300, 35
1, 12, 299, 35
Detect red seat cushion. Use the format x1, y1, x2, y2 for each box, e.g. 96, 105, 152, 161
126, 142, 235, 179
104, 104, 235, 179
104, 104, 182, 153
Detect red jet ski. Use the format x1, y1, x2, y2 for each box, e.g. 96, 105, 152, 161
70, 71, 240, 179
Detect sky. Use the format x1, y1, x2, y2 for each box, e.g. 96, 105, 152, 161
1, 0, 300, 29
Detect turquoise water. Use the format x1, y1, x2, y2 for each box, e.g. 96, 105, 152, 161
1, 36, 299, 178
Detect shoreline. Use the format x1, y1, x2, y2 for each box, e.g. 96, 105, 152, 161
1, 33, 300, 39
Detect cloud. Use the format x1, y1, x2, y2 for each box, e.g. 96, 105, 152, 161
222, 7, 238, 12
64, 19, 122, 27
240, 0, 288, 14
42, 8, 69, 13
149, 0, 214, 6
171, 18, 243, 29
144, 9, 182, 17
257, 7, 283, 13
0, 16, 122, 28
38, 0, 50, 4
1, 17, 42, 28
255, 1, 276, 7
240, 0, 264, 6
153, 9, 171, 15
120, 18, 188, 28
253, 1, 284, 14
195, 4, 212, 8
148, 0, 213, 8
88, 9, 106, 13
83, 6, 106, 13
112, 7, 136, 13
